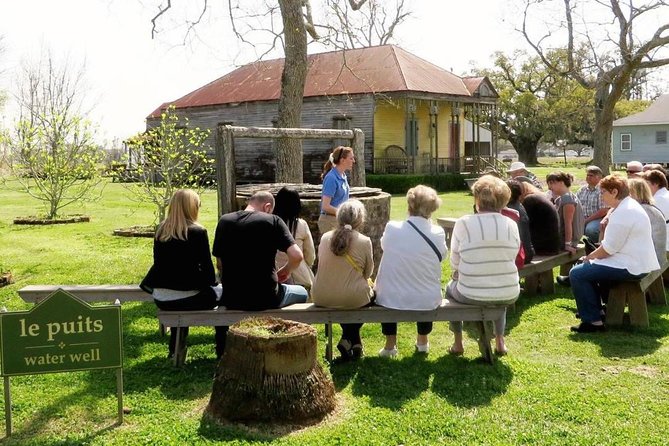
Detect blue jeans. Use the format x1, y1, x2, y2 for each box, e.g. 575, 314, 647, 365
569, 262, 644, 323
584, 219, 601, 243
279, 284, 309, 307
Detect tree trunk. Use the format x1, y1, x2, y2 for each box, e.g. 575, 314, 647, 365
206, 317, 336, 424
510, 134, 540, 165
275, 0, 308, 183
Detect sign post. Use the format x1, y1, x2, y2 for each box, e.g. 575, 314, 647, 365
0, 289, 123, 436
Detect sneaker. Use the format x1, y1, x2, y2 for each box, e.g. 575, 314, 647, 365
351, 344, 364, 359
570, 322, 606, 333
415, 342, 429, 354
556, 275, 571, 286
378, 346, 398, 358
337, 339, 353, 360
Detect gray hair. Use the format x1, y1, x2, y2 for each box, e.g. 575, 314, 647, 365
330, 200, 366, 256
407, 185, 441, 218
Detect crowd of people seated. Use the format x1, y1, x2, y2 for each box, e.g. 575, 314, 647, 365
140, 148, 669, 362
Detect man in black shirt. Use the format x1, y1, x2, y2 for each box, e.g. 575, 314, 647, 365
212, 191, 308, 311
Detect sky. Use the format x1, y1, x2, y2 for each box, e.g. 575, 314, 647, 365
1, 0, 647, 145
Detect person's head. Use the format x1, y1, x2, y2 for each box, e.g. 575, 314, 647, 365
518, 181, 542, 202
546, 171, 573, 194
407, 185, 441, 219
507, 161, 527, 178
626, 160, 643, 177
156, 189, 201, 242
330, 199, 366, 256
628, 177, 654, 205
643, 169, 668, 194
585, 165, 603, 187
247, 190, 275, 214
506, 179, 522, 204
321, 146, 355, 180
599, 174, 629, 207
472, 175, 511, 213
273, 187, 301, 235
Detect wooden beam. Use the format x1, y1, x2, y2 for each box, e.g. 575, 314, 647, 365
216, 125, 237, 216
230, 126, 354, 140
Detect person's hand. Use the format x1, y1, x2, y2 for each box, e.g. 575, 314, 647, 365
565, 243, 577, 254
579, 255, 589, 264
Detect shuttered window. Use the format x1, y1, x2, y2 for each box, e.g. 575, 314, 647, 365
657, 131, 667, 144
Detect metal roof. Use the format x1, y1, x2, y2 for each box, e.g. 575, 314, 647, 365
613, 94, 669, 126
149, 45, 485, 118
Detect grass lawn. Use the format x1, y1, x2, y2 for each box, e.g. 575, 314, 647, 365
1, 176, 668, 445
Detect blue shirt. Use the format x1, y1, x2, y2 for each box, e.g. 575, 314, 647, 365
321, 168, 349, 214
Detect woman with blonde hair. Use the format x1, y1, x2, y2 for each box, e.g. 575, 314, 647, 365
318, 146, 355, 234
312, 199, 374, 360
447, 176, 520, 355
628, 178, 667, 266
375, 185, 447, 357
140, 189, 225, 362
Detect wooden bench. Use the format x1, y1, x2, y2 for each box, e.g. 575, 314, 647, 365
18, 285, 152, 303
607, 262, 669, 327
157, 300, 508, 366
437, 217, 584, 296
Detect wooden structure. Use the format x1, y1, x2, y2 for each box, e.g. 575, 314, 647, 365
606, 263, 669, 327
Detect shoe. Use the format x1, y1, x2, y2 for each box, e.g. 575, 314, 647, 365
448, 346, 464, 356
378, 346, 398, 358
337, 339, 353, 360
494, 348, 508, 356
351, 344, 364, 359
415, 342, 429, 354
556, 275, 571, 286
570, 322, 606, 333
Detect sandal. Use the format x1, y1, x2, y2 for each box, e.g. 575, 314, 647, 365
448, 346, 464, 356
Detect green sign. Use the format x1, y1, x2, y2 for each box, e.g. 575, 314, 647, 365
0, 289, 122, 376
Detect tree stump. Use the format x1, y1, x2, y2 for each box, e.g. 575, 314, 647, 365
205, 317, 336, 424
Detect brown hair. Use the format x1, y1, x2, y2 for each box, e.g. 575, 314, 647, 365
599, 174, 629, 200
321, 146, 354, 180
546, 171, 573, 187
643, 169, 668, 189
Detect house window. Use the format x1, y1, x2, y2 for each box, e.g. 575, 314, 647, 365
657, 131, 667, 144
621, 133, 632, 151
333, 116, 351, 130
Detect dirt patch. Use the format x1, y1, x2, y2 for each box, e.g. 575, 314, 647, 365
112, 225, 156, 238
14, 215, 90, 225
0, 272, 13, 288
629, 365, 660, 378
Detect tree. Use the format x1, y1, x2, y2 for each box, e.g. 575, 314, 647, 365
120, 106, 214, 224
150, 0, 410, 182
521, 0, 669, 173
2, 53, 103, 219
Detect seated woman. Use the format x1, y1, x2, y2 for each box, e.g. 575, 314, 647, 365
374, 185, 447, 357
546, 171, 584, 254
506, 179, 535, 264
628, 178, 667, 266
447, 175, 520, 356
140, 189, 226, 361
273, 186, 316, 292
519, 182, 561, 255
312, 200, 374, 360
569, 175, 660, 333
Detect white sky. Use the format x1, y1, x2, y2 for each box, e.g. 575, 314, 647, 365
3, 0, 653, 144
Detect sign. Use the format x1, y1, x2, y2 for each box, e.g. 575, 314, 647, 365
0, 289, 122, 376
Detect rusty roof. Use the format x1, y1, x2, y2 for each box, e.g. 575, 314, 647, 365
149, 45, 485, 118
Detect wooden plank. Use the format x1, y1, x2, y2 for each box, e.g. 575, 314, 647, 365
230, 126, 354, 140
19, 285, 151, 303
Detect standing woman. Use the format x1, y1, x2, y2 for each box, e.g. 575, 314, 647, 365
319, 146, 355, 234
140, 189, 226, 362
546, 172, 584, 254
312, 200, 374, 360
273, 186, 316, 292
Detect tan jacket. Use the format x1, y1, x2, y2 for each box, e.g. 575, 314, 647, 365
275, 218, 315, 289
311, 230, 374, 309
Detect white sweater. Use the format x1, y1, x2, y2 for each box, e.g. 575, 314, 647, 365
450, 212, 520, 303
375, 217, 447, 310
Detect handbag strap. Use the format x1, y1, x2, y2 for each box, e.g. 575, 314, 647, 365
406, 220, 443, 262
344, 253, 364, 274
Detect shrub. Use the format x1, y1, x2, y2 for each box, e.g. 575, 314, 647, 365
366, 174, 468, 194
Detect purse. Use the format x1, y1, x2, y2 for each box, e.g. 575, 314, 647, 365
406, 220, 443, 262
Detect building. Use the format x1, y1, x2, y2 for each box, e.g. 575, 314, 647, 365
612, 94, 669, 165
148, 45, 500, 183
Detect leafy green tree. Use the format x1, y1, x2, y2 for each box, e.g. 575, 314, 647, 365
120, 106, 214, 224
2, 54, 103, 219
614, 99, 652, 120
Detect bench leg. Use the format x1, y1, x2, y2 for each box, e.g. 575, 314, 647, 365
559, 261, 575, 277
647, 276, 667, 305
325, 323, 333, 362
524, 274, 539, 296
159, 323, 166, 337
607, 285, 628, 326
173, 327, 187, 367
628, 288, 649, 327
475, 321, 495, 365
539, 270, 555, 295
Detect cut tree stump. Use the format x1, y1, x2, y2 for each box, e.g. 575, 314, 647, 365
205, 317, 335, 424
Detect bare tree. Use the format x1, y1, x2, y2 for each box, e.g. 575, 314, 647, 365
520, 0, 669, 173
2, 52, 103, 219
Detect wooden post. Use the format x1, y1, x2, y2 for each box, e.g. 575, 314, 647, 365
351, 128, 366, 187
216, 125, 237, 217
3, 376, 11, 437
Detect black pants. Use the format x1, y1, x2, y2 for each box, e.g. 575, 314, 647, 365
340, 323, 363, 345
381, 322, 433, 336
154, 288, 228, 358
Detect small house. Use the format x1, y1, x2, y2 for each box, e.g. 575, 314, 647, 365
612, 94, 669, 165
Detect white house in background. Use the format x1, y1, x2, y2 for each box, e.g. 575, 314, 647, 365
612, 94, 669, 165
464, 119, 492, 156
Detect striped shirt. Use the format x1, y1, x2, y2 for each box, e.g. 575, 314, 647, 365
450, 213, 521, 303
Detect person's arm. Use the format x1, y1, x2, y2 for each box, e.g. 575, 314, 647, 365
196, 228, 216, 285
563, 203, 577, 253
450, 220, 463, 279
321, 195, 338, 216
300, 220, 316, 267
363, 238, 374, 279
277, 244, 304, 283
582, 245, 611, 263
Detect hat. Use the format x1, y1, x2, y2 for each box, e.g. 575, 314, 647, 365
508, 161, 527, 173
626, 161, 643, 173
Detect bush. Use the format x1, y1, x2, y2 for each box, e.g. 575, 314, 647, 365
366, 174, 468, 194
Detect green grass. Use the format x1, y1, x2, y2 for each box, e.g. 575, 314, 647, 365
1, 179, 669, 445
